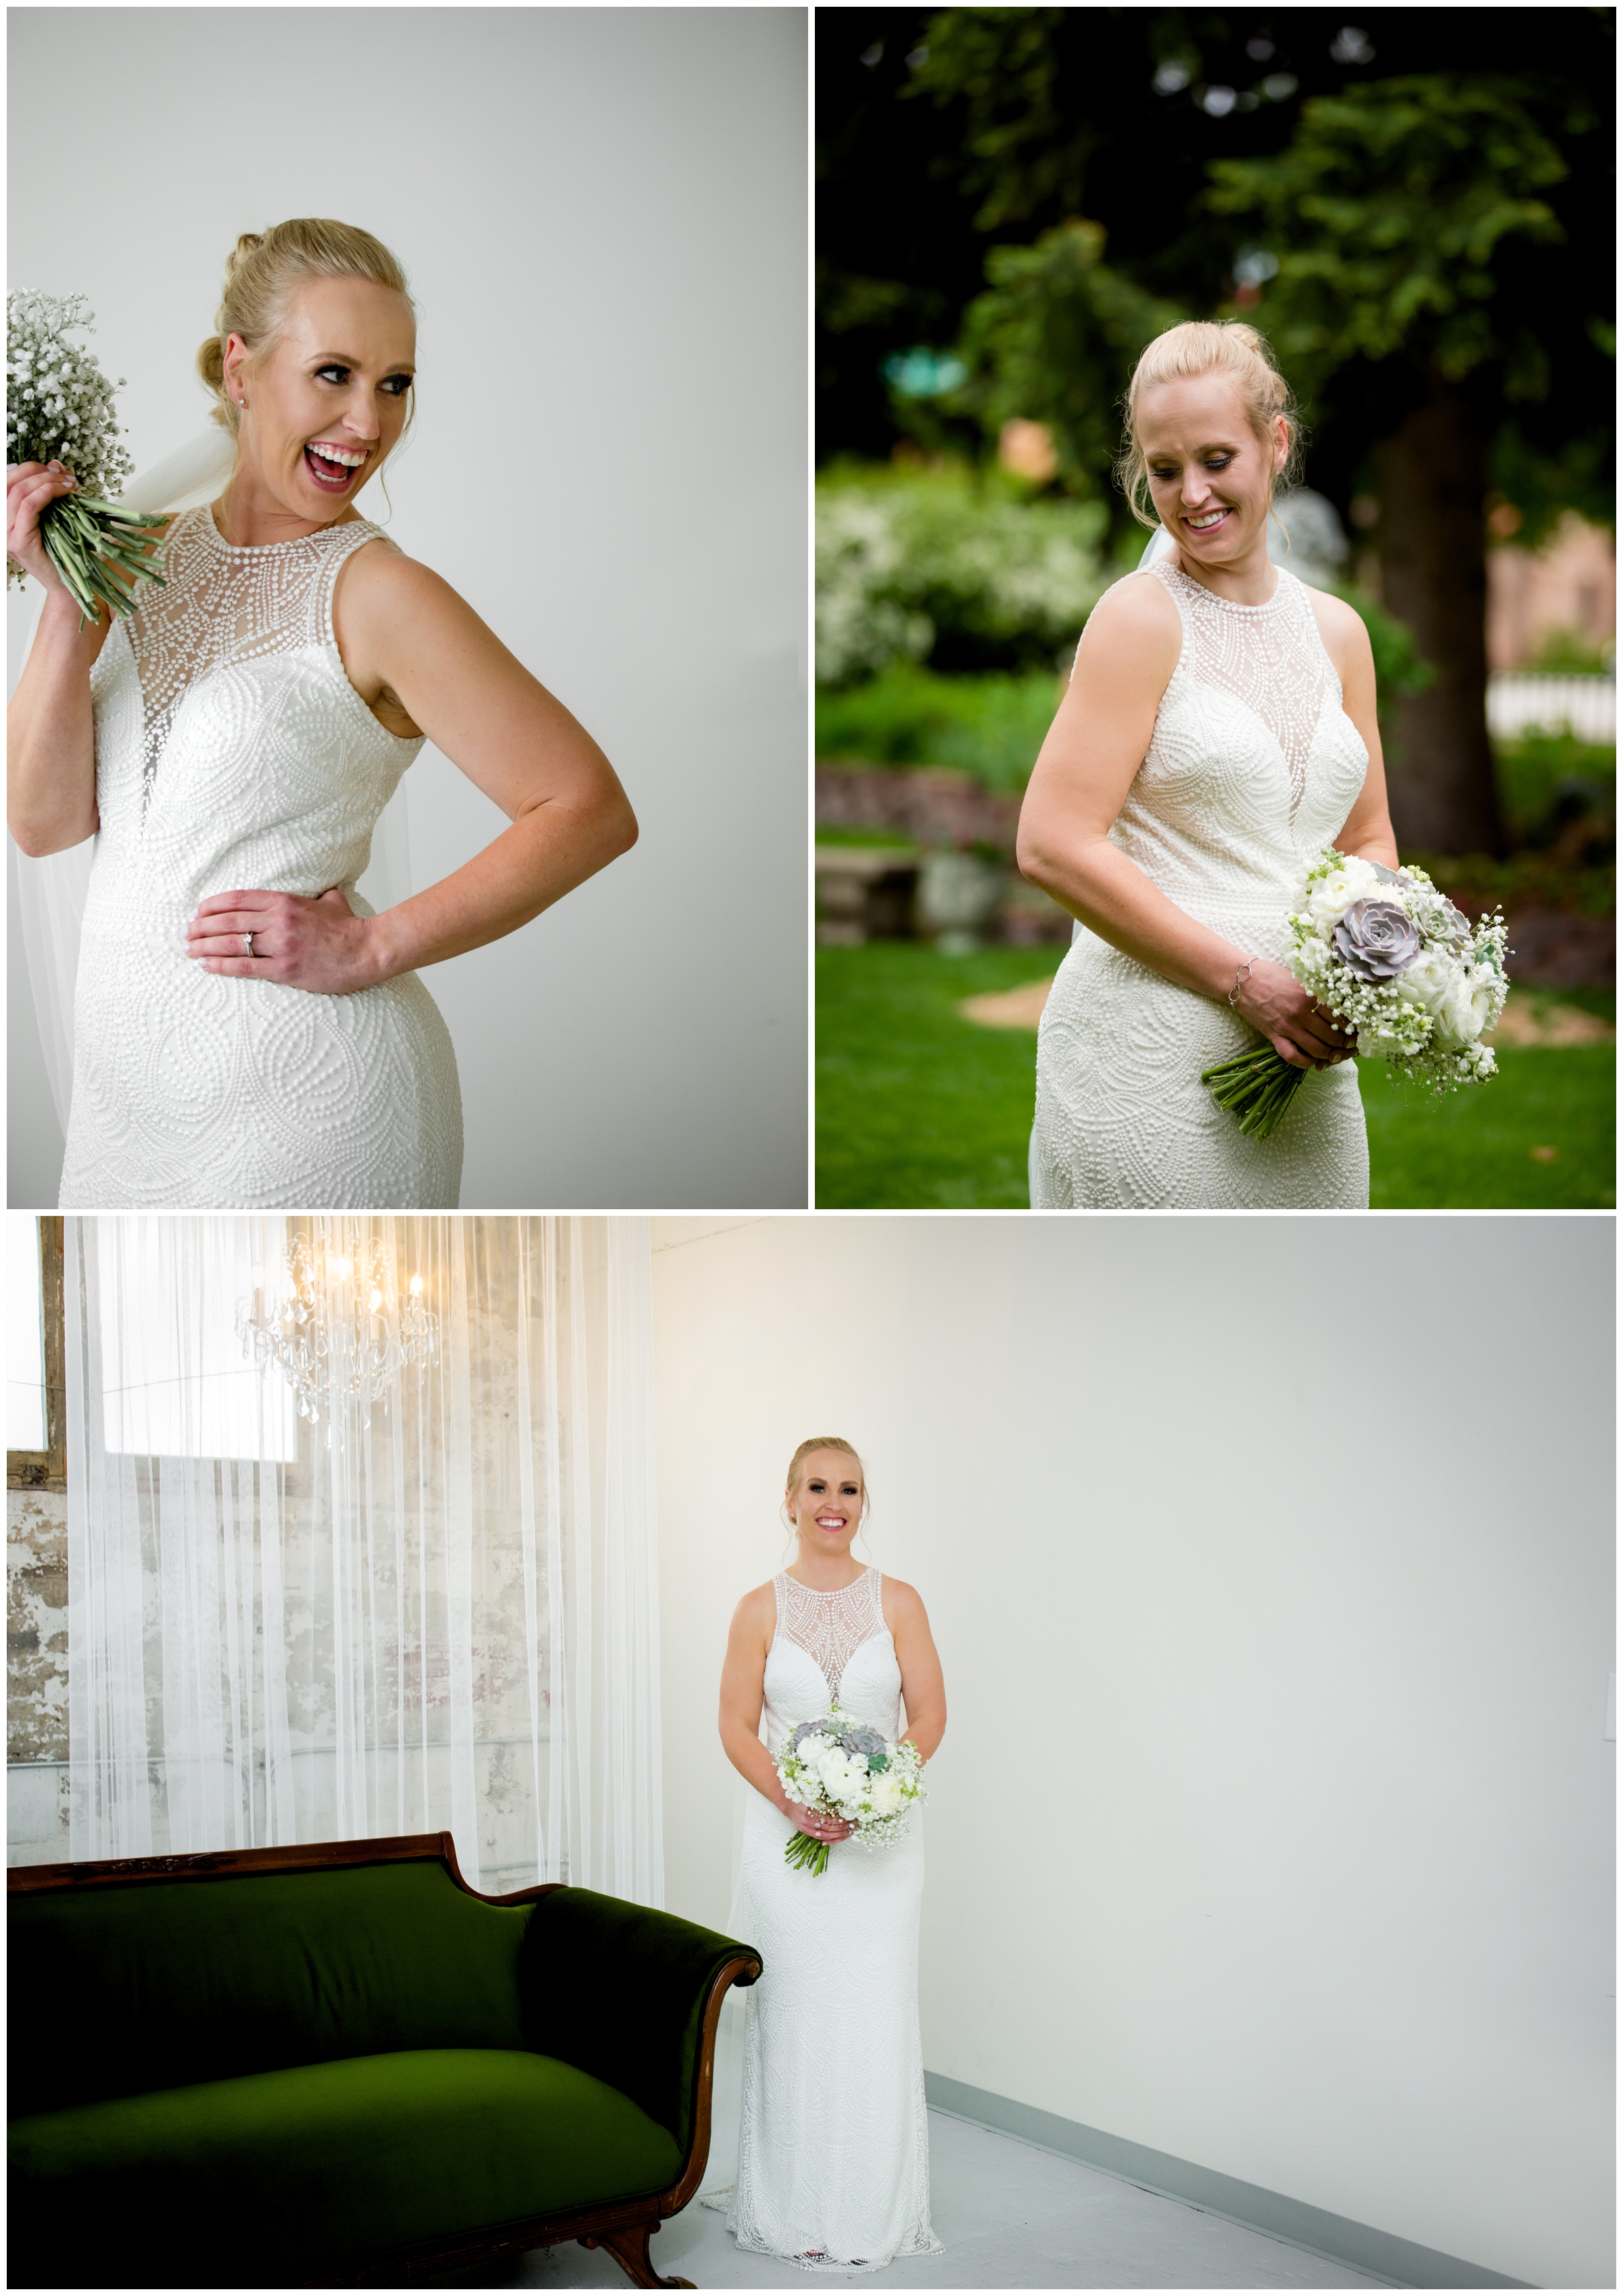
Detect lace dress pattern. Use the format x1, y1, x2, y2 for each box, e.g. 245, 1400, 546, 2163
710, 1568, 940, 2273
58, 507, 462, 1209
1033, 560, 1371, 1209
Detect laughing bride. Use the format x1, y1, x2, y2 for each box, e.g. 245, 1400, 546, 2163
6, 217, 636, 1209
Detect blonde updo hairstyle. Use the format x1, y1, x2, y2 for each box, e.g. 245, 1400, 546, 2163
781, 1436, 871, 1546
196, 218, 416, 438
1117, 319, 1302, 530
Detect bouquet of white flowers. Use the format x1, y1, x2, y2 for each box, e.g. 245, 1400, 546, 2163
774, 1704, 926, 1877
7, 289, 170, 624
1202, 847, 1509, 1138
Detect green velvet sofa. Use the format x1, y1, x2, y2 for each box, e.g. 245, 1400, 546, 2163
8, 1832, 761, 2290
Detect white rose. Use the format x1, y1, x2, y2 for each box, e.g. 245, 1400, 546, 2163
1390, 945, 1455, 1012
1436, 966, 1499, 1048
819, 1751, 858, 1797
1305, 861, 1378, 934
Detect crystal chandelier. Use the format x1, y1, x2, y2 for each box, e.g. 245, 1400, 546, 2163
237, 1223, 439, 1435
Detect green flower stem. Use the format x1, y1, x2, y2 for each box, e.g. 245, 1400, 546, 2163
36, 492, 170, 626
1200, 1041, 1311, 1140
784, 1829, 831, 1877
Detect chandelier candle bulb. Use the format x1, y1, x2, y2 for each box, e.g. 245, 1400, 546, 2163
237, 1226, 440, 1444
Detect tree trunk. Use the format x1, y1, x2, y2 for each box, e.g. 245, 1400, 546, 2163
1373, 385, 1506, 857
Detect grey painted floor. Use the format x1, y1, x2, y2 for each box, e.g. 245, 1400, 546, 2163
433, 2109, 1392, 2290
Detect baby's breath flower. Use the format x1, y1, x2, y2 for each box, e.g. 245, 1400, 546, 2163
1203, 843, 1507, 1136
774, 1700, 926, 1876
7, 289, 168, 620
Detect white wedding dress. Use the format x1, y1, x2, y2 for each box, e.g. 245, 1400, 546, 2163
57, 506, 463, 1209
705, 1568, 940, 2272
1032, 559, 1371, 1209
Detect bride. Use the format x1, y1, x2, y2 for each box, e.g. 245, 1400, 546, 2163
6, 216, 637, 1210
711, 1438, 947, 2270
1020, 319, 1398, 1209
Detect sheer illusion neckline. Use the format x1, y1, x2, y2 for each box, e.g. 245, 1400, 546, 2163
202, 503, 372, 558
774, 1566, 887, 1697
1161, 560, 1286, 615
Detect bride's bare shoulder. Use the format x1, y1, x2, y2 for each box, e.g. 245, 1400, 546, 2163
730, 1579, 779, 1638
1084, 566, 1182, 644
878, 1574, 928, 1625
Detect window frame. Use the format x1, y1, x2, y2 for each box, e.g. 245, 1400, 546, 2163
7, 1217, 66, 1493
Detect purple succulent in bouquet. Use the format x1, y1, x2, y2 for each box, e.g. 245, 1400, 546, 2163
1331, 898, 1421, 982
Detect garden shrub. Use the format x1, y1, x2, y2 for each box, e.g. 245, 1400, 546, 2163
816, 460, 1109, 684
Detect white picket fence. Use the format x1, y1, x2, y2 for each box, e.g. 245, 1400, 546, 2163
1486, 674, 1616, 743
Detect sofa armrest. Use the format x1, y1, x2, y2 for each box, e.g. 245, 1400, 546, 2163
516, 1889, 759, 2195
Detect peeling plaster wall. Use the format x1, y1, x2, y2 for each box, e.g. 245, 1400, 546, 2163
7, 1488, 70, 1865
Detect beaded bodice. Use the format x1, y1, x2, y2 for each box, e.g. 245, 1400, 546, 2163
774, 1568, 885, 1695
1077, 560, 1370, 955
766, 1567, 898, 1740
1147, 558, 1340, 820
124, 506, 409, 816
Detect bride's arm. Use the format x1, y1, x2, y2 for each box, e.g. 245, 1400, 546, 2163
6, 463, 113, 856
185, 544, 637, 992
885, 1580, 946, 1762
719, 1587, 852, 1843
1016, 576, 1352, 1073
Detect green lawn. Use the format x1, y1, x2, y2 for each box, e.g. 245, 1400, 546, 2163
816, 943, 1616, 1209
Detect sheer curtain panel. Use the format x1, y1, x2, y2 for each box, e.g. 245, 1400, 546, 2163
65, 1215, 663, 1903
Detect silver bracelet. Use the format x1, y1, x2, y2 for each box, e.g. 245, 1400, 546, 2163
1228, 958, 1255, 1008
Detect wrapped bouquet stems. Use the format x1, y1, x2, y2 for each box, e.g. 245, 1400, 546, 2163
1202, 1041, 1310, 1138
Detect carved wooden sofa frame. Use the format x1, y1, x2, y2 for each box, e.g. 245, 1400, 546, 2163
8, 1832, 761, 2290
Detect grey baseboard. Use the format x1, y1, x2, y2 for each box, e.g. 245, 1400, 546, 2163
922, 2071, 1534, 2290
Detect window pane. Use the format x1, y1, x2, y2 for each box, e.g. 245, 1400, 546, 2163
99, 1218, 297, 1462
7, 1216, 46, 1453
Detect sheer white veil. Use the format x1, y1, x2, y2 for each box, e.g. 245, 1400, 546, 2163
9, 427, 414, 1138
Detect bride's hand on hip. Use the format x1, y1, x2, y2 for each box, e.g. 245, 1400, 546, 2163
185, 887, 380, 995
784, 1797, 854, 1844
1230, 958, 1355, 1071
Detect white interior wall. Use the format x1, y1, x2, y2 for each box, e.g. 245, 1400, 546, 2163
650, 1214, 1616, 2291
7, 7, 806, 1211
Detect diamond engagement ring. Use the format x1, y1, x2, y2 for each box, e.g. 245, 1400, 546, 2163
244, 932, 257, 958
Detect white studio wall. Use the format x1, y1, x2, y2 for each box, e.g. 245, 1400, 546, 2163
7, 7, 807, 1211
649, 1213, 1616, 2291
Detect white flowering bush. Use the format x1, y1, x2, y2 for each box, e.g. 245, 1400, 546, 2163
1202, 847, 1509, 1138
816, 464, 1108, 686
774, 1702, 925, 1877
7, 290, 168, 622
